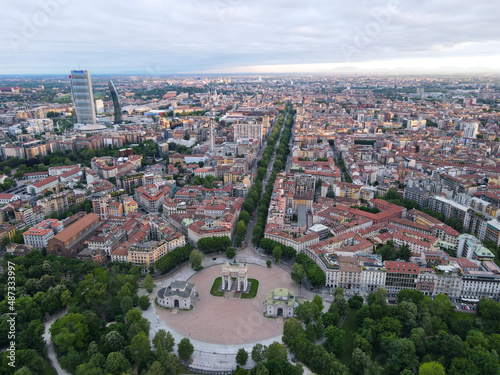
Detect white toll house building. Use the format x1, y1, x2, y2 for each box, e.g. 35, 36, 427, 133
157, 280, 196, 309
264, 288, 298, 318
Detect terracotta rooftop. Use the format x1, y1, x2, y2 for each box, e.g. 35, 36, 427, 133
385, 261, 419, 274
32, 175, 58, 188
53, 213, 99, 243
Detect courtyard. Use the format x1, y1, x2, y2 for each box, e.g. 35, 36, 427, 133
154, 263, 297, 345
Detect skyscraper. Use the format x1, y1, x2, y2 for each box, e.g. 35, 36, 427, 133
463, 122, 479, 139
108, 80, 122, 124
69, 70, 96, 124
234, 123, 263, 143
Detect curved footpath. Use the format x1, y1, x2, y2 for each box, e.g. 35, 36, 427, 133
143, 251, 286, 372
43, 308, 70, 375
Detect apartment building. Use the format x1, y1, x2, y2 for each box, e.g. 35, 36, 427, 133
87, 227, 127, 256
135, 183, 172, 213
316, 253, 386, 297
22, 219, 63, 248
128, 240, 169, 267
187, 222, 233, 244
485, 218, 500, 247
385, 261, 419, 297
461, 269, 500, 302
15, 204, 44, 227
234, 122, 262, 142
428, 195, 469, 223
403, 186, 430, 207
264, 228, 320, 252
37, 190, 75, 217
392, 229, 440, 256
123, 198, 138, 214
457, 234, 495, 261
416, 266, 462, 299
27, 176, 59, 195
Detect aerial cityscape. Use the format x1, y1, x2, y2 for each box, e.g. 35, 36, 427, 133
1, 1, 500, 375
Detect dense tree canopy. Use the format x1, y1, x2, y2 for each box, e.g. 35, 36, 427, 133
293, 253, 325, 286
0, 249, 186, 374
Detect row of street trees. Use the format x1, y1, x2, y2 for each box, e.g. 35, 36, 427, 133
251, 106, 296, 251
155, 244, 194, 274
237, 108, 290, 251
197, 236, 232, 254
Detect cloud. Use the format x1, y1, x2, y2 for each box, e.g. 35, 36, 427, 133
0, 0, 499, 74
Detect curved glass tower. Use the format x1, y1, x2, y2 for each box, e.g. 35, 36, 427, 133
108, 80, 122, 124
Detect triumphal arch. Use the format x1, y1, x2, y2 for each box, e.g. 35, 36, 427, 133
221, 260, 249, 292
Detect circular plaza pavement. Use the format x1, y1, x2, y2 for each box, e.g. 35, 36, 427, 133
154, 263, 297, 345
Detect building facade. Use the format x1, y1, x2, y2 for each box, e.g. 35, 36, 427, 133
70, 70, 97, 124
47, 213, 101, 258
264, 288, 297, 318
157, 281, 196, 309
22, 219, 63, 248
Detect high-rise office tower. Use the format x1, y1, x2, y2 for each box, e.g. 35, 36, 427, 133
69, 70, 96, 124
234, 123, 263, 143
95, 99, 104, 114
108, 80, 122, 124
463, 122, 479, 139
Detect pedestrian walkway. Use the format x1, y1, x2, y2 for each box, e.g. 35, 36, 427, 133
43, 308, 70, 375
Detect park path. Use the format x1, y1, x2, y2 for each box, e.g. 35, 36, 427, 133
43, 308, 70, 375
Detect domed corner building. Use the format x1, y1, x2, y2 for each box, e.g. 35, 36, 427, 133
264, 288, 298, 318
157, 280, 196, 310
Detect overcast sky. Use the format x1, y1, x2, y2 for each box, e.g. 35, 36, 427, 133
1, 0, 499, 75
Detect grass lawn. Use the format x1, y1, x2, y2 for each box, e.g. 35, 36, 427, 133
210, 277, 259, 298
340, 308, 359, 365
450, 310, 476, 321
54, 93, 72, 103
179, 365, 201, 374
210, 277, 224, 297
242, 279, 259, 299
94, 91, 105, 100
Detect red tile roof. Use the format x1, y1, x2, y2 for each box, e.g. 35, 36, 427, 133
32, 175, 58, 188
385, 261, 419, 274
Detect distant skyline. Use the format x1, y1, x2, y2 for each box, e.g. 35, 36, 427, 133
1, 0, 499, 75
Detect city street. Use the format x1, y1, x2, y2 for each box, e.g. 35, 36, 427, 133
244, 111, 288, 250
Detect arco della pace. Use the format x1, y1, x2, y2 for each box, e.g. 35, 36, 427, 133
221, 259, 249, 292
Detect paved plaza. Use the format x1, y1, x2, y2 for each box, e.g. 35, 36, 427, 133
154, 263, 297, 345
141, 252, 299, 371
